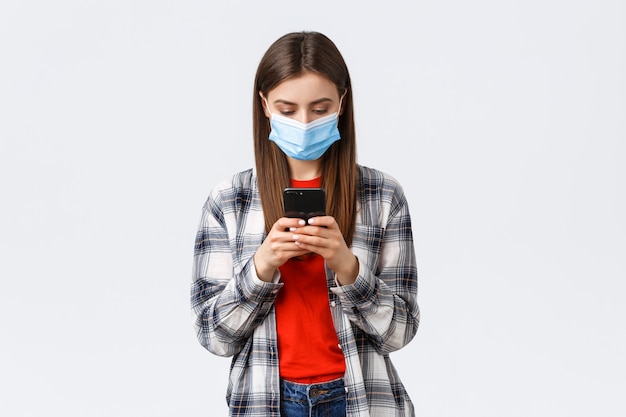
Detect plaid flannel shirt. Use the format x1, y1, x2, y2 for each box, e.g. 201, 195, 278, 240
191, 165, 419, 417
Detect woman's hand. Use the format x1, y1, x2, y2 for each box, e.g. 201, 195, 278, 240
289, 216, 359, 285
253, 217, 312, 282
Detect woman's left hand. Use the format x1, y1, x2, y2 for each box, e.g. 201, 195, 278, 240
290, 216, 358, 285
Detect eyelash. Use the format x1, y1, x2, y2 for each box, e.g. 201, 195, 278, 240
279, 109, 328, 116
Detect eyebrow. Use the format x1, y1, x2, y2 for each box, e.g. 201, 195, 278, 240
273, 97, 334, 106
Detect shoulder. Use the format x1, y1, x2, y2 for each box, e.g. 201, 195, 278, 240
357, 164, 405, 200
209, 169, 256, 196
356, 164, 411, 224
206, 169, 257, 210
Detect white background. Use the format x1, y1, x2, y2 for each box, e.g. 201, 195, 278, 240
1, 1, 624, 416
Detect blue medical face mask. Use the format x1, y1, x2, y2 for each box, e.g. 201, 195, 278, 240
265, 97, 343, 161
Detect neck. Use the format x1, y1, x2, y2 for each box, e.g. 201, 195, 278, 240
287, 157, 322, 180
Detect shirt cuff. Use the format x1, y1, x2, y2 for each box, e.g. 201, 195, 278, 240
241, 259, 283, 300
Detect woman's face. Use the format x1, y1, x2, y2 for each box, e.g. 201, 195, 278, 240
262, 72, 342, 124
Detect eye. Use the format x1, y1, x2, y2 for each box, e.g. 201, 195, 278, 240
276, 106, 296, 116
312, 108, 329, 115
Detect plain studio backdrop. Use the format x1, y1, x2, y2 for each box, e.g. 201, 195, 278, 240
1, 1, 624, 416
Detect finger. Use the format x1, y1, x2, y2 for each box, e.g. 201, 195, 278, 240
292, 233, 330, 250
275, 217, 307, 232
306, 216, 337, 229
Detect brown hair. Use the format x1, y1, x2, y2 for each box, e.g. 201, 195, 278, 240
253, 31, 357, 245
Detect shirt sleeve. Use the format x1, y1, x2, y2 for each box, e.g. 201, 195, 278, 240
330, 172, 419, 354
190, 182, 283, 357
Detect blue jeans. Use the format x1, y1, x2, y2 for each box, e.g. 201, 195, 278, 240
280, 377, 346, 417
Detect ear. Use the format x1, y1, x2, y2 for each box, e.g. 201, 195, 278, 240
259, 91, 271, 118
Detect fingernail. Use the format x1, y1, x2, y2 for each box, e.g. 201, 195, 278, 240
308, 218, 315, 225
298, 219, 306, 226
289, 227, 297, 232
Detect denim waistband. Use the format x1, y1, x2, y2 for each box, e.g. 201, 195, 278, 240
280, 377, 345, 402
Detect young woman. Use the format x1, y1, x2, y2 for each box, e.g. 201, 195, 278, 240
191, 31, 419, 417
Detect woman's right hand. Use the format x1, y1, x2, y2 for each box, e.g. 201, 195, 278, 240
253, 217, 311, 282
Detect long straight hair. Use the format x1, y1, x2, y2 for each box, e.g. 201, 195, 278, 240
253, 31, 357, 245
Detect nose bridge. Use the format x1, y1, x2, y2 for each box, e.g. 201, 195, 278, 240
298, 109, 312, 124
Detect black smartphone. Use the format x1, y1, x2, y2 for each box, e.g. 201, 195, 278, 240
283, 188, 326, 221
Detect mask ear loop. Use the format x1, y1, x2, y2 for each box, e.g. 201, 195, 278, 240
337, 91, 347, 119
261, 95, 272, 120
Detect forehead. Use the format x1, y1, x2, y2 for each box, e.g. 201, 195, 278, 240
267, 72, 339, 103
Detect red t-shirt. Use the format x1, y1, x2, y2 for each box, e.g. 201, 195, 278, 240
275, 177, 346, 383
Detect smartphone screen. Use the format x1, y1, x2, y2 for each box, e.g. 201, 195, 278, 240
283, 188, 326, 221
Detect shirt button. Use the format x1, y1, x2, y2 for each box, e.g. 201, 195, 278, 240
330, 301, 336, 307
337, 343, 342, 350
